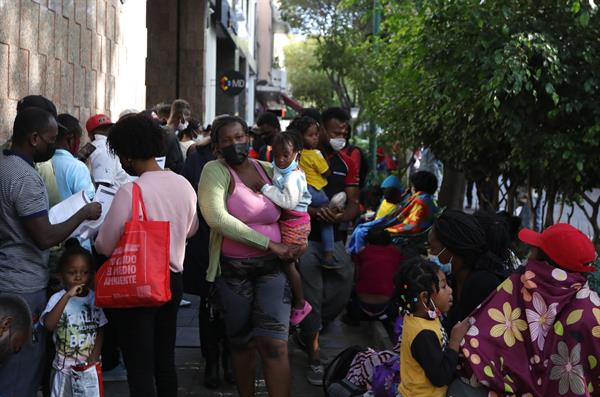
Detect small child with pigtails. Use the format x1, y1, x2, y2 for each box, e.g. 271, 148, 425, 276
395, 257, 470, 397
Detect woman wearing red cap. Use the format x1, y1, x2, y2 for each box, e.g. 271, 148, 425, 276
452, 223, 600, 396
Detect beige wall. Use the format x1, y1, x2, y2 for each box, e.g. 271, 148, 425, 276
0, 0, 147, 144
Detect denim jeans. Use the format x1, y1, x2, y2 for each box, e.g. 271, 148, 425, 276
297, 241, 354, 336
307, 186, 335, 253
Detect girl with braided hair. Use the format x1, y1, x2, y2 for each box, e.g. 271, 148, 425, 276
395, 257, 470, 397
427, 209, 507, 332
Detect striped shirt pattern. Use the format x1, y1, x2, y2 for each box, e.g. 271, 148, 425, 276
0, 151, 50, 293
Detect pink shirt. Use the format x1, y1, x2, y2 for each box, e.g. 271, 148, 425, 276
95, 171, 199, 273
221, 161, 281, 258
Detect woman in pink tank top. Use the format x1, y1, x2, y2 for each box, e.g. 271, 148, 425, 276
199, 116, 302, 397
220, 160, 282, 258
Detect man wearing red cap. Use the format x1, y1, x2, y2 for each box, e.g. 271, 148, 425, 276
86, 114, 130, 188
454, 223, 600, 396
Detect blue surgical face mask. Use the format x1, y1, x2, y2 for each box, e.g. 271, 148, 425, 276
429, 247, 453, 274
273, 156, 298, 175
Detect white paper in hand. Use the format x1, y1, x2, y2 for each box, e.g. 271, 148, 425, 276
79, 185, 118, 239
49, 191, 90, 225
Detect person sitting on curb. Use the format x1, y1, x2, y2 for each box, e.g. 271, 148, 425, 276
454, 223, 600, 396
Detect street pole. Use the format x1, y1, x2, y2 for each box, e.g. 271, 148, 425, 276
368, 0, 382, 186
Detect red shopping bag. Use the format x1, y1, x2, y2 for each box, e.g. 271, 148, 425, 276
95, 183, 171, 308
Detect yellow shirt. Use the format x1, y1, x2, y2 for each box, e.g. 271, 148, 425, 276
375, 199, 397, 220
399, 315, 447, 397
299, 149, 329, 190
36, 160, 60, 207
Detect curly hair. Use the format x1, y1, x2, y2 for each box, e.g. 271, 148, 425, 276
57, 238, 95, 275
271, 131, 302, 153
56, 113, 82, 140
210, 115, 248, 144
107, 113, 166, 159
321, 107, 350, 125
394, 257, 440, 314
12, 107, 55, 145
410, 171, 438, 195
288, 116, 320, 136
299, 108, 322, 124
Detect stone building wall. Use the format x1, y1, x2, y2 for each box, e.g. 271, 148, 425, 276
0, 0, 147, 144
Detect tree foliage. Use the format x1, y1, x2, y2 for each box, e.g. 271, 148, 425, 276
283, 39, 337, 109
280, 0, 375, 109
360, 0, 600, 240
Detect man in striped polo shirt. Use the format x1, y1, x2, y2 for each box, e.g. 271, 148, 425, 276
0, 100, 101, 397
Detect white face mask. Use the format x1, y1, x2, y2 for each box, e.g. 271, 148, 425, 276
177, 120, 189, 131
194, 134, 211, 146
329, 138, 346, 152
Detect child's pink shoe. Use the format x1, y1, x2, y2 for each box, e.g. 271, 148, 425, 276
290, 301, 312, 326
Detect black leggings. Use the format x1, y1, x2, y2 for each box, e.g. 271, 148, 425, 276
113, 272, 183, 397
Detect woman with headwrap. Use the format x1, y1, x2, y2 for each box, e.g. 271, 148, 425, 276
454, 224, 600, 396
427, 210, 507, 332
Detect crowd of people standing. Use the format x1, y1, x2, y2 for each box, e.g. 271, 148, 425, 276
0, 94, 599, 397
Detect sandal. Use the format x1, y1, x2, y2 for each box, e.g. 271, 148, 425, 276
290, 301, 313, 326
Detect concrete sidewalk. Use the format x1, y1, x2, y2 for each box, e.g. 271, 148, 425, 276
104, 294, 382, 396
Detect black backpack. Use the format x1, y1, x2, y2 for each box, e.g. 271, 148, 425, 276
346, 146, 369, 189
323, 345, 368, 396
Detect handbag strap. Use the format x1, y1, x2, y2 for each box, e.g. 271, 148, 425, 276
131, 182, 148, 221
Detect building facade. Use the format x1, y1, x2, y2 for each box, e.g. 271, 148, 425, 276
0, 0, 147, 143
0, 0, 274, 143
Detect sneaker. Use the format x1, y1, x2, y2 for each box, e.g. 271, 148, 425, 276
179, 298, 192, 307
103, 362, 128, 382
306, 362, 324, 386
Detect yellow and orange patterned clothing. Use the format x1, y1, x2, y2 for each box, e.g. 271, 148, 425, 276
385, 191, 438, 236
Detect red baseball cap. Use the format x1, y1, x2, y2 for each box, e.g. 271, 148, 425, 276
519, 224, 597, 273
86, 114, 113, 133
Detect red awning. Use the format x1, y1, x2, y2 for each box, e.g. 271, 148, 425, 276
282, 94, 304, 112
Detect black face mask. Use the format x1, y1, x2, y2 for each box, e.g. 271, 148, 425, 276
221, 143, 249, 166
33, 135, 56, 163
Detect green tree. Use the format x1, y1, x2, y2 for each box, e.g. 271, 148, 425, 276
280, 0, 374, 109
362, 0, 600, 242
284, 39, 337, 109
